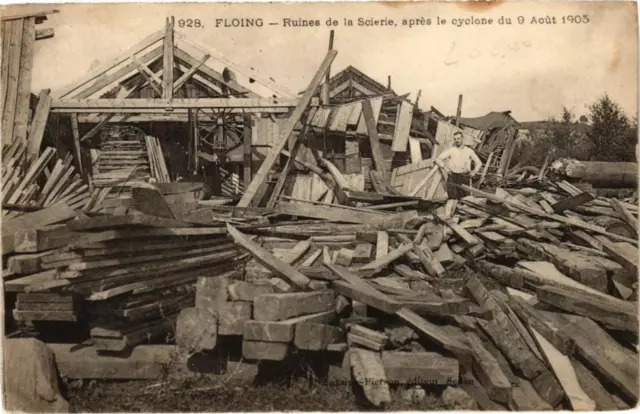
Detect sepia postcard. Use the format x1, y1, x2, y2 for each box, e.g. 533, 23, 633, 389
1, 1, 638, 412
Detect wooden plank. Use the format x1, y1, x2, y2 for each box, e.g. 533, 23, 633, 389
227, 223, 311, 289
465, 332, 513, 404
409, 165, 438, 197
350, 348, 391, 407
2, 19, 23, 145
359, 243, 413, 276
238, 50, 336, 207
536, 284, 637, 333
13, 17, 35, 145
273, 200, 388, 224
362, 98, 387, 181
1, 22, 11, 116
408, 137, 422, 164
530, 328, 596, 411
551, 192, 594, 213
376, 231, 389, 259
609, 198, 639, 233
466, 276, 546, 379
391, 101, 413, 152
162, 17, 174, 99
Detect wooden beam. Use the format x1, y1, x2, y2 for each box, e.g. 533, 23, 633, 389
362, 98, 386, 181
238, 50, 337, 207
227, 223, 311, 290
175, 31, 296, 98
13, 17, 36, 145
173, 53, 210, 93
80, 114, 115, 142
35, 28, 54, 40
57, 30, 164, 98
52, 97, 305, 111
162, 17, 174, 99
130, 55, 162, 96
69, 113, 83, 176
2, 19, 24, 145
243, 114, 252, 190
26, 89, 51, 161
455, 94, 463, 127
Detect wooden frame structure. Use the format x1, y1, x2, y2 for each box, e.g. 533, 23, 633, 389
52, 17, 308, 123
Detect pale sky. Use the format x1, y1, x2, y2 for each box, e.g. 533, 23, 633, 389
9, 1, 638, 122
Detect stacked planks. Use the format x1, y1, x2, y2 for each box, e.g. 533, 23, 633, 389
91, 125, 154, 196
145, 135, 170, 182
2, 144, 93, 218
4, 204, 250, 352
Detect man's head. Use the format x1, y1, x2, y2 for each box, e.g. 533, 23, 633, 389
453, 131, 463, 147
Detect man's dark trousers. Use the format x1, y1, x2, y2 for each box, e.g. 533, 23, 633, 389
447, 172, 470, 200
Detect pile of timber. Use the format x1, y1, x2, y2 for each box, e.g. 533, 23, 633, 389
91, 125, 169, 196
7, 171, 637, 408
3, 196, 249, 351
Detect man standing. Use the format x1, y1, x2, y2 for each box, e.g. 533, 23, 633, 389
435, 131, 482, 199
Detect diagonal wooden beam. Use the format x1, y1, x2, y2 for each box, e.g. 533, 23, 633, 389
175, 31, 295, 98
174, 47, 254, 97
237, 50, 337, 207
70, 113, 83, 175
80, 114, 115, 142
173, 54, 210, 93
131, 55, 162, 96
162, 17, 174, 100
58, 30, 164, 99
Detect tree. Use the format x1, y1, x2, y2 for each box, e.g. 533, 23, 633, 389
587, 94, 636, 162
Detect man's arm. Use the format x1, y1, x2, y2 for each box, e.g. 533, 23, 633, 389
435, 148, 452, 169
470, 150, 483, 176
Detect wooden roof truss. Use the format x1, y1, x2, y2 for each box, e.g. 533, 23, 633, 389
52, 18, 304, 117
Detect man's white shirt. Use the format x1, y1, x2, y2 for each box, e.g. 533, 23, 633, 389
437, 146, 482, 174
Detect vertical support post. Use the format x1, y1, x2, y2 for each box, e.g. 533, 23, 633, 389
187, 108, 194, 174
320, 30, 334, 106
243, 113, 252, 190
387, 76, 392, 90
69, 113, 84, 177
162, 17, 175, 100
415, 89, 422, 108
455, 94, 463, 127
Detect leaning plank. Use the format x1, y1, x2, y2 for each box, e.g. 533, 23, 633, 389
227, 223, 311, 290
238, 50, 337, 207
26, 89, 52, 161
609, 198, 639, 233
391, 101, 413, 152
362, 98, 386, 181
466, 276, 546, 379
358, 243, 413, 276
2, 19, 23, 145
465, 332, 513, 404
530, 327, 596, 411
13, 17, 36, 145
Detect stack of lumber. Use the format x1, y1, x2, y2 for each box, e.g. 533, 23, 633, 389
91, 125, 158, 195
145, 135, 170, 182
2, 144, 94, 218
3, 197, 250, 352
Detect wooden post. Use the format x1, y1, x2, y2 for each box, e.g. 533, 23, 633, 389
69, 113, 83, 176
455, 94, 463, 127
237, 50, 337, 207
162, 17, 174, 100
415, 89, 422, 108
187, 109, 194, 174
362, 99, 386, 182
320, 30, 334, 106
243, 114, 252, 190
387, 76, 391, 90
